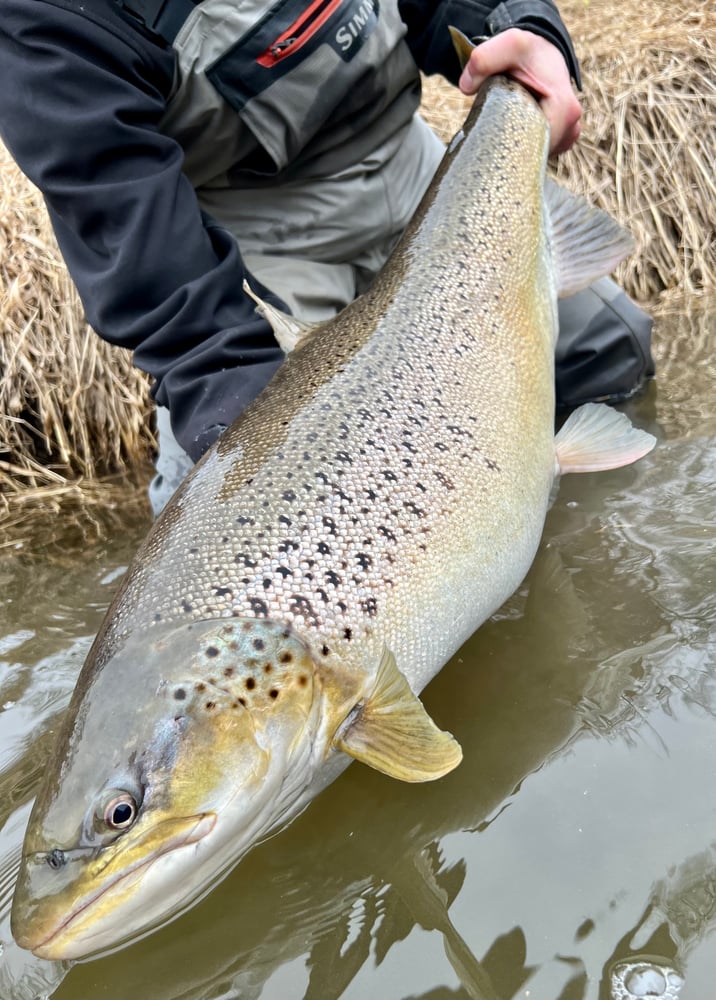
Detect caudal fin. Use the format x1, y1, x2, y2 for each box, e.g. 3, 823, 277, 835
555, 402, 656, 474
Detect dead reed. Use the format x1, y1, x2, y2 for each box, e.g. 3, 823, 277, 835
0, 141, 154, 524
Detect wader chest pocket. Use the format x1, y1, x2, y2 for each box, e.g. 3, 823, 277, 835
206, 0, 380, 113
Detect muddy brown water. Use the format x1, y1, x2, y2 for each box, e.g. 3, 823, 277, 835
0, 300, 714, 1000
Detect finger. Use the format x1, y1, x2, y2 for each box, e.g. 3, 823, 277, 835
458, 30, 528, 95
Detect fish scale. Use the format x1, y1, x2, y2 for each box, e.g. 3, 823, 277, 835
12, 75, 655, 961
101, 78, 554, 695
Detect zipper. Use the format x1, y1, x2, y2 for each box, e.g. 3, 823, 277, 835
257, 0, 344, 67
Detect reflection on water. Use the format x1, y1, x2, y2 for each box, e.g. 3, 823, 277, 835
0, 300, 714, 999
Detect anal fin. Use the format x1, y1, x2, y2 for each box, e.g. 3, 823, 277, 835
555, 402, 656, 474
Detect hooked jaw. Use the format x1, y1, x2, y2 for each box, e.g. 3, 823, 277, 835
11, 617, 330, 962
12, 812, 217, 961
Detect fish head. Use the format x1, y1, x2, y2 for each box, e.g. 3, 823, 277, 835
12, 617, 325, 960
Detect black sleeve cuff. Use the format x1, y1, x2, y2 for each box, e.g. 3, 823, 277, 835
401, 0, 580, 90
483, 0, 581, 88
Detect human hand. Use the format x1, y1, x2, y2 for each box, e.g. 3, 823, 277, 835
458, 28, 582, 155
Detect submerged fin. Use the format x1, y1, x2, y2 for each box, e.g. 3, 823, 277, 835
545, 180, 635, 298
243, 279, 319, 354
555, 402, 656, 474
334, 647, 463, 782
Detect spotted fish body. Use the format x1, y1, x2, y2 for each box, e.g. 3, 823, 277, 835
11, 77, 654, 960
101, 80, 557, 690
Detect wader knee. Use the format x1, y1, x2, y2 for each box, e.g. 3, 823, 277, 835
555, 277, 655, 410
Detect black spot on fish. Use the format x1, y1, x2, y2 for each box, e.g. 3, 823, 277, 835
322, 515, 337, 535
404, 501, 426, 518
321, 644, 330, 657
205, 701, 216, 711
318, 541, 331, 555
356, 552, 372, 570
361, 597, 378, 617
249, 598, 269, 616
215, 586, 232, 598
264, 663, 272, 673
269, 689, 279, 699
182, 601, 193, 613
282, 490, 296, 502
238, 697, 247, 707
298, 675, 308, 686
153, 613, 162, 622
224, 667, 235, 678
174, 688, 187, 701
289, 595, 318, 624
277, 566, 292, 578
278, 514, 292, 526
263, 578, 272, 590
378, 525, 397, 543
253, 637, 265, 651
246, 677, 256, 690
189, 547, 199, 555
434, 471, 455, 491
279, 652, 292, 664
205, 646, 219, 658
343, 628, 352, 641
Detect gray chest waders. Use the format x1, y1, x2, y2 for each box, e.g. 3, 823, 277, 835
115, 0, 654, 514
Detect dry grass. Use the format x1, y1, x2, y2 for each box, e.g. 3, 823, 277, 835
0, 0, 714, 529
0, 143, 154, 524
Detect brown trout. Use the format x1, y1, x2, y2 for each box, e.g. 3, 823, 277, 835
11, 74, 655, 960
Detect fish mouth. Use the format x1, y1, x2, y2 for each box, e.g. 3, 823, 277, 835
16, 812, 217, 961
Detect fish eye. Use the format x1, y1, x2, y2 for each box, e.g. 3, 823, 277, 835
102, 793, 139, 831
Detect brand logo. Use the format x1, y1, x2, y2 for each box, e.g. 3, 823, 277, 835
331, 0, 379, 61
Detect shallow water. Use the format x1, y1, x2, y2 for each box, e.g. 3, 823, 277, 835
0, 300, 714, 1000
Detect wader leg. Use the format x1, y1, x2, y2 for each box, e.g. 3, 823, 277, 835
148, 406, 195, 517
556, 276, 655, 409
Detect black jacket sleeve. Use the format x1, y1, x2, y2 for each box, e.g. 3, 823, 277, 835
0, 0, 285, 462
400, 0, 581, 88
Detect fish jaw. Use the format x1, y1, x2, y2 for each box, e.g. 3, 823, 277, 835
12, 812, 216, 960
12, 618, 334, 960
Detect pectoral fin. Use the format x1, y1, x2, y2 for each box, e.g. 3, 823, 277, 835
243, 279, 320, 354
334, 648, 463, 782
